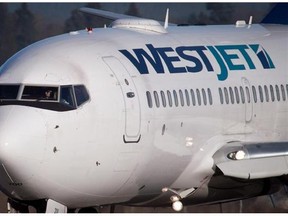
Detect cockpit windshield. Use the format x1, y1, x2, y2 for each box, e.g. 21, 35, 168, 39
0, 84, 90, 111
21, 86, 58, 101
60, 86, 75, 107
0, 85, 20, 100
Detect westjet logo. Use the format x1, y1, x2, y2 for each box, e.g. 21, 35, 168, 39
119, 44, 275, 81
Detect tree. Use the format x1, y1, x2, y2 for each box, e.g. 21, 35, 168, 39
0, 3, 19, 65
14, 3, 36, 50
207, 3, 234, 24
65, 3, 109, 33
0, 3, 8, 51
125, 3, 139, 17
0, 3, 8, 64
0, 3, 8, 32
64, 9, 86, 32
188, 12, 210, 25
85, 3, 109, 28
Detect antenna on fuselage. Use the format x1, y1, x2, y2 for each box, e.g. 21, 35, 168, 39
248, 16, 253, 25
248, 16, 253, 29
164, 8, 169, 29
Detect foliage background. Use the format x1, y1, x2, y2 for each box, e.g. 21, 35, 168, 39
0, 3, 274, 65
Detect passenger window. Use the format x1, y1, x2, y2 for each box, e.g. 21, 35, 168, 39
234, 87, 240, 104
275, 85, 280, 101
153, 91, 160, 108
264, 85, 269, 102
219, 88, 224, 105
208, 88, 213, 105
196, 89, 201, 106
270, 85, 275, 102
74, 85, 90, 107
179, 90, 184, 106
173, 90, 179, 107
224, 87, 229, 104
190, 89, 196, 106
185, 89, 190, 106
281, 85, 286, 101
229, 87, 234, 104
60, 86, 76, 107
240, 87, 245, 104
146, 91, 152, 108
167, 90, 173, 107
202, 89, 207, 105
160, 91, 166, 108
245, 87, 250, 103
258, 85, 263, 103
252, 86, 257, 103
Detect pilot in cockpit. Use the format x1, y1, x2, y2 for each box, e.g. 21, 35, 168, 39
44, 90, 53, 99
44, 89, 57, 101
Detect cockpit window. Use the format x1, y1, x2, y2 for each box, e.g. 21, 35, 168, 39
0, 84, 89, 112
74, 85, 90, 106
0, 85, 20, 100
21, 86, 58, 101
60, 86, 76, 108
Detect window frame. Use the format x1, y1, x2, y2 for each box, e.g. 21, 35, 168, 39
202, 88, 207, 106
185, 89, 190, 106
275, 85, 280, 101
74, 85, 90, 107
229, 87, 234, 104
60, 85, 76, 108
251, 86, 257, 103
146, 91, 153, 108
173, 90, 179, 107
21, 85, 59, 101
191, 89, 196, 106
160, 90, 167, 108
224, 87, 229, 104
240, 86, 245, 104
167, 90, 173, 107
270, 85, 275, 102
153, 91, 160, 108
281, 84, 286, 101
196, 89, 201, 106
0, 84, 21, 100
207, 88, 213, 105
264, 85, 269, 102
219, 88, 224, 105
179, 90, 184, 107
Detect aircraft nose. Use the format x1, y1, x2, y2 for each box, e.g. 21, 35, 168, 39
0, 106, 46, 185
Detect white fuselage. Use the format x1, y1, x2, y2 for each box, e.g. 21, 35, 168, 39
0, 23, 287, 208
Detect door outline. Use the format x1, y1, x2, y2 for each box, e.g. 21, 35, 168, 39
103, 56, 141, 143
242, 77, 253, 123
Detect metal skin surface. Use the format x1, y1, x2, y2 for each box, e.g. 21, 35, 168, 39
0, 23, 287, 210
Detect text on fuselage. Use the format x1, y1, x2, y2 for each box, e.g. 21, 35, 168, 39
119, 44, 275, 81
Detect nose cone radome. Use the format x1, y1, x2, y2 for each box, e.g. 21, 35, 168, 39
0, 106, 46, 183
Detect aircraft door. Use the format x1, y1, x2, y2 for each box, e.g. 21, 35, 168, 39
103, 56, 141, 143
241, 77, 253, 123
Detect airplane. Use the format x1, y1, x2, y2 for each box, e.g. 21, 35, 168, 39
0, 3, 287, 213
